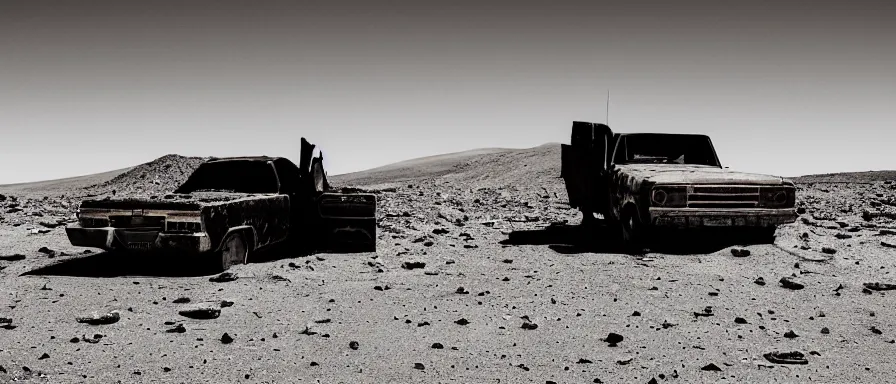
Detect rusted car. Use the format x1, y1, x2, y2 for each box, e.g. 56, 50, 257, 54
66, 138, 376, 271
561, 121, 797, 251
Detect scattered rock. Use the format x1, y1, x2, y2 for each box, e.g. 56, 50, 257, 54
784, 330, 799, 338
76, 310, 120, 325
754, 277, 766, 286
577, 358, 593, 364
779, 277, 805, 290
701, 363, 721, 371
821, 327, 830, 334
178, 307, 221, 320
455, 286, 469, 294
603, 333, 624, 345
521, 322, 538, 330
730, 248, 750, 257
349, 341, 359, 350
871, 326, 883, 335
0, 254, 26, 261
763, 351, 808, 365
37, 247, 56, 257
864, 282, 896, 291
413, 362, 425, 370
821, 247, 837, 255
401, 261, 426, 270
431, 342, 444, 349
209, 273, 238, 283
172, 297, 191, 304
455, 318, 470, 326
220, 333, 234, 344
166, 324, 186, 334
734, 317, 748, 324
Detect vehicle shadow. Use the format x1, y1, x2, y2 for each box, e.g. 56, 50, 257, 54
23, 242, 375, 278
22, 250, 220, 278
501, 222, 775, 255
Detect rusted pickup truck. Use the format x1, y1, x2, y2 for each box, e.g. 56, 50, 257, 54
66, 138, 376, 271
561, 121, 797, 251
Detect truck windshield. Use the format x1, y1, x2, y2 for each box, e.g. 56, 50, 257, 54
614, 134, 720, 166
174, 160, 279, 194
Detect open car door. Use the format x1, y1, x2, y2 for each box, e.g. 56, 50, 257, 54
561, 121, 613, 221
299, 137, 377, 252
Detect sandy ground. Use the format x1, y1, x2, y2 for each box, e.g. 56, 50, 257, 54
2, 145, 896, 383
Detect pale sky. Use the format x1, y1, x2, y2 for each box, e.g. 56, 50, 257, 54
1, 0, 894, 184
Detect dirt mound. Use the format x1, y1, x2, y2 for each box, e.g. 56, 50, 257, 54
794, 171, 896, 184
88, 154, 207, 197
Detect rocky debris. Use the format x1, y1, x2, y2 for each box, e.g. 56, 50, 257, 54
779, 277, 805, 290
754, 277, 766, 286
734, 317, 748, 324
821, 247, 837, 255
701, 363, 721, 371
521, 322, 538, 330
0, 254, 26, 261
783, 330, 799, 339
694, 306, 714, 318
349, 341, 360, 350
431, 342, 444, 349
166, 324, 186, 333
864, 283, 896, 291
172, 297, 191, 304
37, 247, 56, 257
455, 286, 469, 294
763, 351, 808, 365
454, 318, 470, 326
178, 307, 221, 320
882, 241, 896, 249
401, 261, 426, 270
821, 327, 830, 334
413, 363, 425, 370
730, 248, 750, 257
220, 300, 235, 308
76, 310, 121, 325
603, 333, 623, 346
220, 333, 234, 344
209, 272, 238, 283
871, 326, 883, 335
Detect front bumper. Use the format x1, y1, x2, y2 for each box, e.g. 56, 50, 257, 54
649, 207, 798, 228
65, 224, 212, 253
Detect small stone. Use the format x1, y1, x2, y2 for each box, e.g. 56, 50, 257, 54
521, 322, 538, 330
604, 333, 624, 344
821, 327, 830, 334
455, 318, 470, 326
784, 330, 799, 339
779, 277, 805, 290
349, 341, 359, 350
754, 277, 766, 286
821, 247, 837, 255
413, 362, 425, 370
701, 363, 721, 371
431, 342, 444, 349
730, 248, 750, 257
734, 317, 748, 324
209, 273, 238, 283
220, 333, 234, 344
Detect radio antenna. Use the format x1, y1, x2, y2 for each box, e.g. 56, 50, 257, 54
605, 89, 610, 125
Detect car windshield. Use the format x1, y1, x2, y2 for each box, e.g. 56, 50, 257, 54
174, 160, 279, 194
614, 134, 720, 166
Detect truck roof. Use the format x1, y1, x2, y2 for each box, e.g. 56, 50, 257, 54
205, 156, 285, 163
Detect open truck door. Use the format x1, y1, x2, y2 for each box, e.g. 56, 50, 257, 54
299, 137, 377, 253
561, 121, 613, 224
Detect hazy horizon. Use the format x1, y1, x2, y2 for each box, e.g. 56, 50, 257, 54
2, 0, 894, 184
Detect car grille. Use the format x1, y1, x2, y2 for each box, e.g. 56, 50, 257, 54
687, 186, 760, 209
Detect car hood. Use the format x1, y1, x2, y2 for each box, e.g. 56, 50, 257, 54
79, 192, 278, 210
616, 164, 788, 185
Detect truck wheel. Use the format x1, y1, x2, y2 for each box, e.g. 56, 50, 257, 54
218, 233, 248, 271
619, 206, 645, 254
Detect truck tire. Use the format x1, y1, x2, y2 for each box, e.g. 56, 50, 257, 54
218, 233, 248, 272
619, 206, 645, 254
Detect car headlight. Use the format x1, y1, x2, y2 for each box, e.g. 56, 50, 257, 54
651, 186, 687, 207
760, 186, 795, 208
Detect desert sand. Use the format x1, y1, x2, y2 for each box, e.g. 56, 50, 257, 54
2, 144, 896, 383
